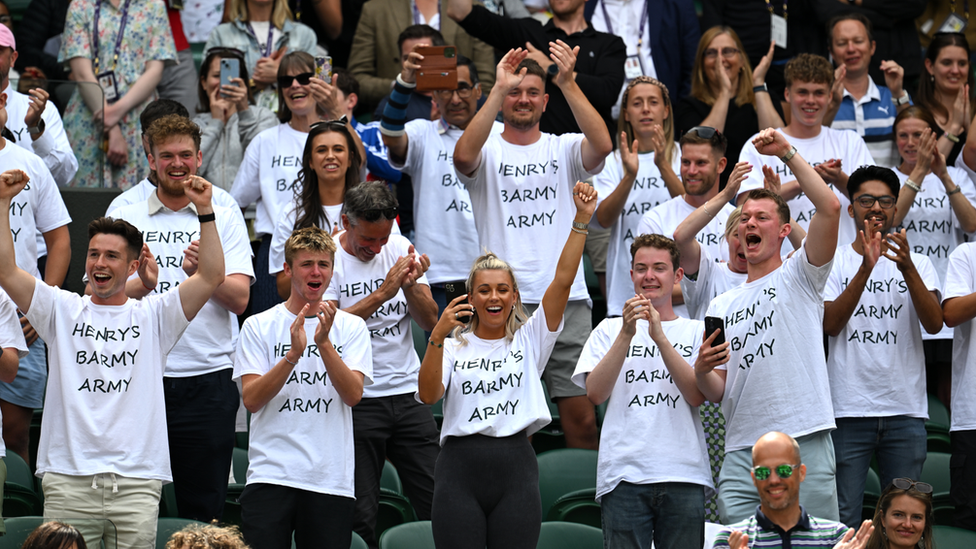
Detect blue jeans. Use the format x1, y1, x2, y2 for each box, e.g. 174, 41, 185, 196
832, 416, 926, 528
600, 481, 704, 549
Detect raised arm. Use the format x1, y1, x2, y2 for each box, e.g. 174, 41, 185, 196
673, 162, 749, 275
0, 171, 38, 311
419, 294, 475, 404
884, 230, 944, 335
752, 128, 840, 266
549, 40, 613, 172
584, 295, 646, 405
176, 176, 225, 320
540, 182, 597, 331
446, 0, 474, 22
381, 48, 424, 163
753, 42, 786, 130
646, 306, 706, 406
454, 48, 529, 176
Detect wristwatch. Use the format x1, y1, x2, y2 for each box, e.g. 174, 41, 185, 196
892, 91, 910, 106
26, 119, 45, 137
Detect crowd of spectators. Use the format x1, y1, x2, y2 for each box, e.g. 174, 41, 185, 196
0, 1, 974, 549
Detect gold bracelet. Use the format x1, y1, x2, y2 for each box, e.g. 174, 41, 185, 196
945, 132, 961, 143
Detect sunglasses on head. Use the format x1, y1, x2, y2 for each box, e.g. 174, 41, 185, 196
310, 117, 349, 132
752, 463, 801, 481
686, 126, 721, 140
277, 72, 315, 88
360, 208, 398, 223
891, 478, 933, 494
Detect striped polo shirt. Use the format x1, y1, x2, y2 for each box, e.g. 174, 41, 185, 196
712, 506, 850, 548
831, 78, 904, 168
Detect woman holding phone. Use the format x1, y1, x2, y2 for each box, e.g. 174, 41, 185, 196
194, 47, 278, 192
417, 182, 597, 549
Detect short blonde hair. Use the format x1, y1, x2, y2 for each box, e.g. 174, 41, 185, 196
284, 226, 337, 266
165, 523, 250, 549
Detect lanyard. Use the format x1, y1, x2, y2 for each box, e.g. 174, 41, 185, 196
600, 0, 649, 48
246, 21, 275, 58
950, 0, 971, 20
412, 0, 441, 30
92, 0, 132, 74
765, 0, 787, 21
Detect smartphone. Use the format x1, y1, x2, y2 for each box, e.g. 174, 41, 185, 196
445, 282, 471, 323
219, 58, 240, 96
415, 45, 458, 92
704, 316, 726, 346
315, 56, 332, 82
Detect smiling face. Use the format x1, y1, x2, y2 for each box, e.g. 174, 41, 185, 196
849, 180, 896, 236
624, 82, 668, 139
285, 249, 334, 303
703, 32, 742, 89
740, 197, 791, 265
785, 79, 831, 129
927, 45, 969, 95
680, 143, 724, 196
751, 435, 805, 513
830, 19, 875, 76
282, 66, 314, 116
311, 130, 351, 185
341, 217, 394, 262
87, 233, 139, 305
470, 269, 518, 338
882, 494, 927, 549
895, 116, 928, 167
502, 74, 548, 131
630, 246, 682, 305
149, 135, 202, 198
435, 65, 481, 129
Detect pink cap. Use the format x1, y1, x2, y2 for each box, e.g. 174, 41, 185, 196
0, 25, 15, 50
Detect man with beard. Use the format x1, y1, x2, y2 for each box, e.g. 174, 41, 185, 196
822, 165, 942, 528
107, 114, 254, 523
453, 47, 612, 450
712, 432, 873, 549
637, 126, 737, 318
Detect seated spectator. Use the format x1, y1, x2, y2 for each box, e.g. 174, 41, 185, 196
236, 227, 369, 549
165, 523, 250, 549
711, 432, 874, 549
194, 47, 278, 191
21, 521, 88, 549
205, 0, 318, 111
58, 0, 176, 190
826, 13, 909, 168
863, 479, 934, 549
918, 33, 976, 167
347, 0, 495, 113
675, 26, 783, 188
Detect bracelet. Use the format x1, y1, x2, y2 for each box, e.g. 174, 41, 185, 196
572, 221, 589, 231
947, 186, 963, 196
198, 212, 216, 223
428, 339, 443, 348
571, 227, 589, 235
945, 132, 960, 143
396, 73, 417, 89
284, 355, 298, 366
904, 178, 922, 193
703, 203, 716, 218
753, 83, 768, 94
779, 146, 798, 163
142, 279, 155, 291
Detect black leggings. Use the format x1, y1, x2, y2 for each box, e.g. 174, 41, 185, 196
431, 433, 540, 549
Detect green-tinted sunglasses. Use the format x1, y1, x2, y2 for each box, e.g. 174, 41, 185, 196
752, 463, 801, 481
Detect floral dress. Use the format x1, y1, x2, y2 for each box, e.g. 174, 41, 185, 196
58, 0, 175, 189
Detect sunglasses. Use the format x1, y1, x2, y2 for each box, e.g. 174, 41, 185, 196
360, 208, 399, 222
310, 119, 348, 132
752, 463, 801, 481
277, 72, 315, 88
891, 478, 933, 494
686, 126, 721, 140
855, 194, 896, 209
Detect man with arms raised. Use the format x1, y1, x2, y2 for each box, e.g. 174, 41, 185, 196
0, 169, 224, 549
696, 128, 842, 523
712, 432, 873, 549
453, 46, 613, 449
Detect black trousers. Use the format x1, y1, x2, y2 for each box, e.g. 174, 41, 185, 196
241, 483, 355, 549
952, 430, 976, 531
164, 368, 240, 522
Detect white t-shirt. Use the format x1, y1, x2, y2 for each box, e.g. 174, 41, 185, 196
107, 178, 241, 217
681, 247, 747, 320
325, 233, 428, 397
594, 148, 681, 316
394, 119, 502, 284
26, 282, 190, 480
0, 143, 71, 279
234, 304, 373, 497
458, 132, 601, 303
433, 306, 560, 444
0, 288, 30, 458
231, 123, 308, 236
893, 167, 975, 340
108, 197, 255, 377
738, 127, 875, 254
824, 245, 938, 419
3, 83, 78, 186
705, 245, 836, 452
573, 316, 713, 499
941, 242, 976, 430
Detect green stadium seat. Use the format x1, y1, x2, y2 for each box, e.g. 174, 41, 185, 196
536, 521, 603, 549
377, 520, 434, 549
536, 449, 598, 520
